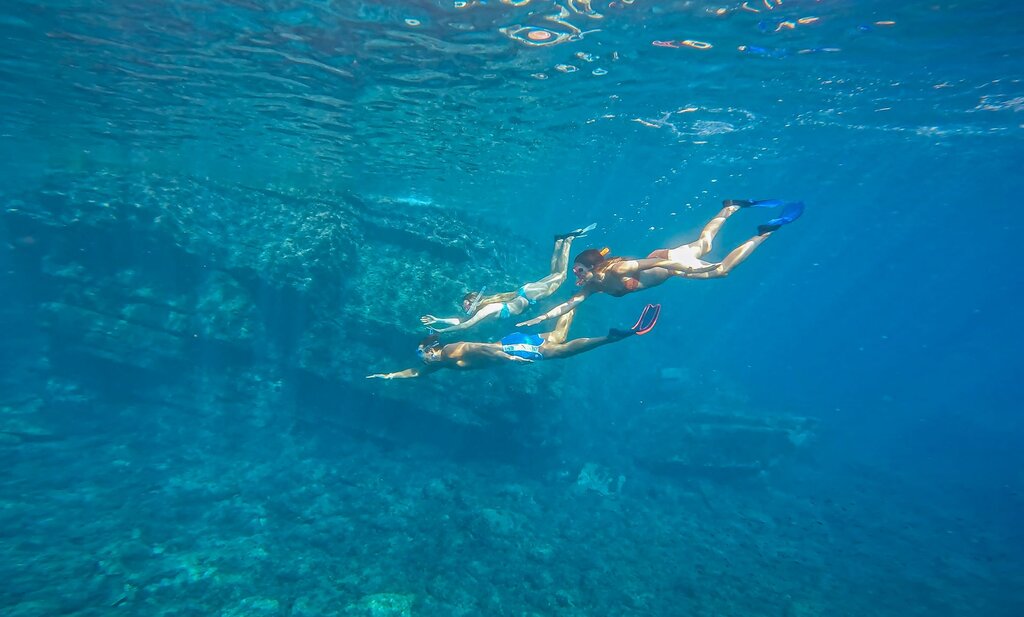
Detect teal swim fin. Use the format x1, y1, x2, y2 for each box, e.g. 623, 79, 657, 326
555, 223, 597, 241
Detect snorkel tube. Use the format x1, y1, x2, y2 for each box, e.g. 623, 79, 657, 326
465, 286, 486, 315
416, 334, 441, 363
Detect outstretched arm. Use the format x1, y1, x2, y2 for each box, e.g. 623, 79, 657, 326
500, 352, 534, 364
432, 302, 504, 333
517, 291, 588, 327
616, 258, 719, 275
366, 366, 439, 380
472, 345, 535, 364
420, 315, 462, 328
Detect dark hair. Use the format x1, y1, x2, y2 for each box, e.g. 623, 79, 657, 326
418, 334, 440, 350
573, 248, 607, 269
462, 292, 479, 304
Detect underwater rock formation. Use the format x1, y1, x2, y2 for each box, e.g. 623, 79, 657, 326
1, 171, 566, 439
348, 593, 414, 617
2, 171, 818, 472
576, 462, 626, 496
624, 402, 817, 479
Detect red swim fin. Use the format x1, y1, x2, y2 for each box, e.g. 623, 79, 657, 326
630, 306, 647, 331
632, 303, 661, 336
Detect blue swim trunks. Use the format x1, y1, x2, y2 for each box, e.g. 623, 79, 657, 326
500, 332, 544, 361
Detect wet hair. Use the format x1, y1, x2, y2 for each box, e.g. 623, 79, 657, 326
418, 334, 441, 350
462, 292, 479, 305
573, 248, 608, 269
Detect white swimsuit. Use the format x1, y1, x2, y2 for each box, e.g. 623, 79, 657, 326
666, 245, 716, 272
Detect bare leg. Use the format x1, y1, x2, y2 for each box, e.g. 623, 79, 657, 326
541, 307, 635, 359
520, 237, 575, 302
683, 233, 769, 279
476, 237, 576, 309
520, 272, 564, 301
542, 331, 623, 360
554, 236, 577, 275
645, 202, 742, 268
542, 310, 576, 345
549, 238, 569, 275
691, 202, 742, 257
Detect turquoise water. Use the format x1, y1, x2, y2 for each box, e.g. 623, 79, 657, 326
2, 1, 1022, 615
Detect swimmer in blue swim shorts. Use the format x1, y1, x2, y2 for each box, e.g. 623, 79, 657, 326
419, 223, 596, 334
367, 304, 660, 380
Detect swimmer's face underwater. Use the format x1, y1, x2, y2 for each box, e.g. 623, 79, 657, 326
417, 344, 443, 364
461, 292, 480, 315
573, 263, 594, 286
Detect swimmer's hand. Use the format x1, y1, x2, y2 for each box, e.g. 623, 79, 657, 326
421, 315, 458, 332
509, 356, 534, 364
420, 315, 444, 333
516, 316, 544, 328
366, 373, 392, 380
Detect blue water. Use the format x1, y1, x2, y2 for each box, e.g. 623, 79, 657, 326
2, 1, 1023, 615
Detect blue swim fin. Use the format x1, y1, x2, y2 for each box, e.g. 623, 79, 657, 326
758, 201, 805, 235
724, 198, 786, 209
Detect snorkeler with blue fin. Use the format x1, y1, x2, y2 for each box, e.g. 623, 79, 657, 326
420, 223, 596, 334
367, 303, 659, 380
518, 199, 803, 327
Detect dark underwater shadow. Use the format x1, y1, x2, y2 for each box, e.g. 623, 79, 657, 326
287, 370, 562, 476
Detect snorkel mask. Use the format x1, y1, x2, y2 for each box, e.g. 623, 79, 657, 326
417, 337, 442, 363
573, 264, 589, 287
573, 248, 610, 286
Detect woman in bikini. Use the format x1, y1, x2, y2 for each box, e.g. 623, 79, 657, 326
420, 223, 596, 334
517, 199, 803, 328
